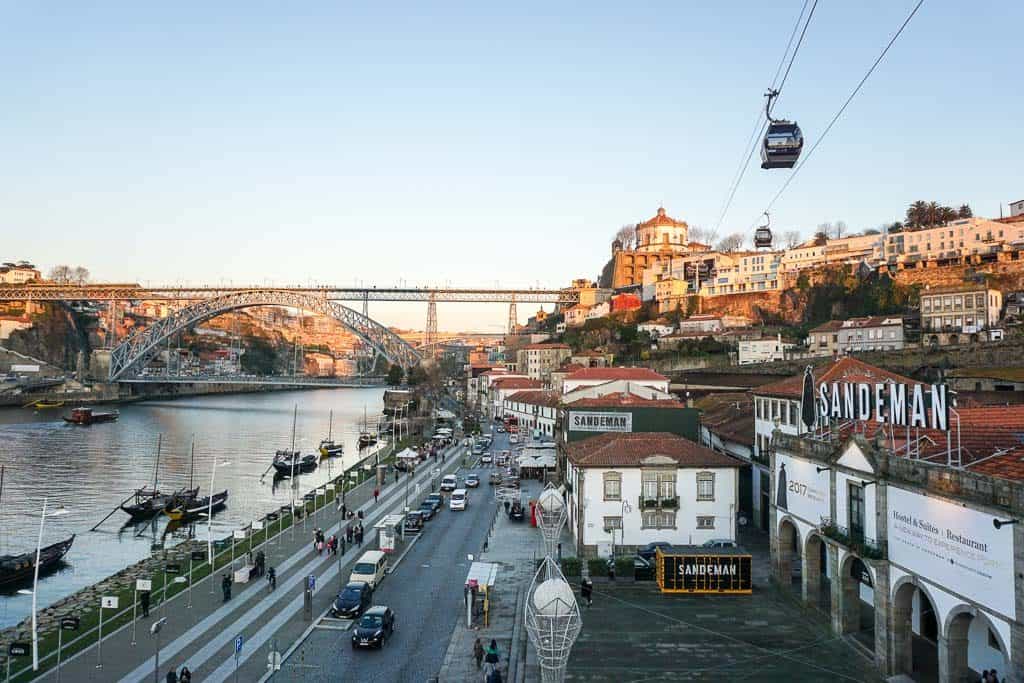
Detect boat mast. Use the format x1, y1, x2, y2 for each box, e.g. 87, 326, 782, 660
328, 409, 333, 442
0, 465, 4, 553
189, 436, 195, 491
289, 404, 298, 510
152, 434, 163, 492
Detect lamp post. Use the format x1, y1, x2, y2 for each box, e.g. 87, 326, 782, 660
150, 617, 167, 683
30, 499, 68, 671
207, 461, 232, 590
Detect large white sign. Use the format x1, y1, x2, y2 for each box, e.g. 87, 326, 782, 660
774, 453, 830, 524
568, 411, 632, 433
888, 486, 1015, 618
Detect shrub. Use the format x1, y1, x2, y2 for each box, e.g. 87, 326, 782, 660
560, 557, 581, 577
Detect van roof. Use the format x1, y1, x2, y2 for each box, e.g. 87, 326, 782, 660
452, 488, 467, 495
357, 550, 386, 562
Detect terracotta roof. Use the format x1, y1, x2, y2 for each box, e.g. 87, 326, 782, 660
522, 343, 571, 351
995, 214, 1024, 224
683, 314, 721, 321
479, 370, 511, 377
554, 363, 586, 375
565, 367, 668, 382
571, 350, 607, 357
753, 357, 918, 399
504, 389, 561, 408
698, 393, 755, 446
637, 207, 687, 229
809, 320, 845, 333
491, 377, 542, 390
950, 367, 1024, 382
565, 392, 687, 409
920, 284, 996, 295
955, 391, 1024, 407
841, 316, 903, 328
564, 432, 742, 468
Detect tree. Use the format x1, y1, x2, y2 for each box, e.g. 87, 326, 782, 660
812, 231, 828, 246
406, 364, 428, 386
48, 265, 72, 283
783, 230, 802, 249
906, 201, 928, 228
688, 225, 713, 246
614, 224, 636, 248
716, 233, 745, 252
863, 228, 881, 235
832, 220, 847, 239
71, 266, 90, 284
958, 204, 973, 219
385, 364, 403, 386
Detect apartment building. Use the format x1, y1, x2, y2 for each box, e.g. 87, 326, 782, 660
805, 320, 844, 357
919, 285, 1002, 333
515, 343, 572, 384
654, 277, 688, 314
836, 316, 905, 353
883, 217, 1024, 265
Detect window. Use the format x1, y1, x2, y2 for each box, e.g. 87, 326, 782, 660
603, 516, 622, 532
642, 510, 676, 529
603, 472, 621, 501
989, 628, 1002, 652
849, 482, 865, 543
697, 472, 715, 501
697, 516, 715, 529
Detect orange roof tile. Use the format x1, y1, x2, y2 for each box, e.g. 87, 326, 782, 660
504, 389, 561, 408
565, 367, 668, 382
565, 392, 687, 409
753, 357, 918, 399
637, 207, 687, 229
564, 432, 741, 468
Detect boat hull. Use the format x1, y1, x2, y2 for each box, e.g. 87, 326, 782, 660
0, 535, 75, 589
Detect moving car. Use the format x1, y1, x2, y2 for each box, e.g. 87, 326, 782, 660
418, 501, 436, 521
440, 474, 458, 492
351, 606, 395, 649
509, 434, 519, 444
465, 474, 480, 488
450, 488, 468, 511
349, 551, 388, 589
488, 472, 502, 486
480, 452, 492, 464
332, 581, 373, 619
637, 541, 673, 561
508, 499, 525, 521
496, 426, 506, 433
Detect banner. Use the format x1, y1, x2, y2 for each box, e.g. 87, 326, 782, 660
658, 554, 752, 593
568, 411, 632, 433
774, 453, 830, 524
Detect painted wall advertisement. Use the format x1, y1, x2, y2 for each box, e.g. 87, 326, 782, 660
774, 453, 830, 524
887, 486, 1015, 618
568, 411, 632, 433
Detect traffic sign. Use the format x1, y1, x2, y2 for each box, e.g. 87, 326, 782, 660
234, 634, 244, 654
191, 550, 206, 561
267, 651, 282, 671
101, 596, 118, 609
165, 563, 182, 574
60, 616, 80, 631
307, 574, 316, 591
136, 579, 152, 591
8, 642, 29, 657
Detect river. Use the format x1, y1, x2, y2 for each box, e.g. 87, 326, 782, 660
0, 387, 385, 628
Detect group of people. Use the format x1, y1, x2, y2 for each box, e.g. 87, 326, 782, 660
312, 527, 346, 556
164, 664, 192, 682
345, 520, 365, 546
981, 670, 1005, 682
473, 638, 503, 682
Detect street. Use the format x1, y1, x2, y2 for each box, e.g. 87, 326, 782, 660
274, 428, 511, 682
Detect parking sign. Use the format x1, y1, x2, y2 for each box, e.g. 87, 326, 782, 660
307, 574, 316, 591
234, 634, 244, 654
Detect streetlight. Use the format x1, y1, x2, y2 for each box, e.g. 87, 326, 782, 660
207, 461, 232, 584
150, 617, 167, 683
30, 499, 68, 670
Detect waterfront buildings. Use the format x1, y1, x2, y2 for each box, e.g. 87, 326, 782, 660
0, 261, 41, 284
836, 315, 906, 354
561, 367, 669, 395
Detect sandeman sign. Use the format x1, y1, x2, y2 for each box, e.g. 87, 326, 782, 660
656, 552, 752, 594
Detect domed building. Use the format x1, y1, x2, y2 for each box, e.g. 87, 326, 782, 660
608, 206, 707, 289
635, 207, 689, 253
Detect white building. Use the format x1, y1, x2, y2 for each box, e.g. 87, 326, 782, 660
0, 261, 41, 284
563, 432, 741, 558
737, 335, 795, 365
836, 316, 905, 354
1011, 199, 1024, 217
561, 367, 670, 395
502, 389, 560, 438
585, 301, 610, 321
488, 376, 542, 419
638, 321, 675, 338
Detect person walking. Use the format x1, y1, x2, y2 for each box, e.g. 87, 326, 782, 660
221, 574, 232, 603
374, 487, 380, 504
581, 578, 593, 607
178, 665, 192, 683
485, 639, 500, 668
346, 524, 354, 544
165, 668, 177, 683
140, 589, 150, 618
267, 567, 277, 592
473, 638, 484, 670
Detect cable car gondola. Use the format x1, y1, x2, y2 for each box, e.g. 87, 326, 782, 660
760, 89, 803, 170
754, 213, 773, 249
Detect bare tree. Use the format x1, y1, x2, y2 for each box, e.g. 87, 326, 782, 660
48, 265, 72, 283
783, 230, 802, 249
716, 233, 745, 252
71, 266, 90, 284
614, 224, 636, 248
688, 225, 713, 246
833, 220, 847, 239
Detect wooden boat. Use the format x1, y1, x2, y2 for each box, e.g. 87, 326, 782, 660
62, 407, 119, 425
358, 433, 377, 449
121, 487, 199, 522
318, 439, 343, 458
0, 536, 75, 589
24, 400, 64, 409
272, 450, 318, 476
164, 490, 228, 521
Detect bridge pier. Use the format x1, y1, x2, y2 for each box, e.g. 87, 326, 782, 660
425, 293, 438, 358
508, 295, 517, 335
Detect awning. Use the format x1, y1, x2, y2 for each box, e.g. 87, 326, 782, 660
396, 448, 420, 461
465, 561, 499, 588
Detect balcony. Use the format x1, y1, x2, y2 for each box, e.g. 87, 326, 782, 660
820, 522, 886, 560
639, 495, 679, 510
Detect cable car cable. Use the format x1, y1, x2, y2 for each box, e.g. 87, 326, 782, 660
754, 0, 925, 224
710, 0, 813, 240
772, 0, 819, 112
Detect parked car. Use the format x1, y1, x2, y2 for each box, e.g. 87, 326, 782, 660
404, 511, 424, 533
509, 434, 519, 444
472, 445, 484, 455
440, 474, 458, 492
508, 499, 525, 521
424, 493, 443, 511
637, 541, 673, 561
332, 581, 373, 619
480, 453, 492, 464
702, 539, 737, 549
351, 606, 395, 649
418, 501, 436, 521
489, 471, 502, 486
465, 473, 480, 488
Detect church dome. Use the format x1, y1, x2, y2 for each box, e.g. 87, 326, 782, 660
638, 207, 688, 229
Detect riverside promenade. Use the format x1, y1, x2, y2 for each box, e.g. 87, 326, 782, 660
29, 439, 466, 683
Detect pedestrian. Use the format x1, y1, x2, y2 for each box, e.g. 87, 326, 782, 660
503, 500, 510, 515
487, 667, 502, 683
165, 668, 177, 683
608, 561, 616, 582
222, 574, 232, 602
581, 578, 593, 607
140, 589, 150, 618
340, 503, 347, 519
374, 487, 380, 504
356, 524, 364, 546
473, 638, 484, 670
981, 672, 990, 683
340, 534, 346, 555
346, 524, 354, 544
394, 468, 399, 483
178, 665, 192, 683
484, 639, 500, 668
267, 567, 277, 591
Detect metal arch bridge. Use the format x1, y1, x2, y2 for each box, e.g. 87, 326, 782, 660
108, 290, 421, 381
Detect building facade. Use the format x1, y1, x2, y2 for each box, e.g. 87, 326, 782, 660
502, 390, 560, 438
515, 343, 572, 384
561, 367, 670, 395
738, 336, 796, 365
920, 285, 1003, 334
836, 316, 905, 354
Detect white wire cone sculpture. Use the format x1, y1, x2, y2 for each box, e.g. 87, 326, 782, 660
524, 555, 582, 683
535, 484, 567, 558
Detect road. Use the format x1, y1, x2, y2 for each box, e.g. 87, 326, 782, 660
274, 426, 511, 683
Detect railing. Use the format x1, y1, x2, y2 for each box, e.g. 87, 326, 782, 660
638, 495, 679, 510
820, 522, 886, 560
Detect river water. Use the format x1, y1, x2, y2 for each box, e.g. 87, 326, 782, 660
0, 387, 385, 628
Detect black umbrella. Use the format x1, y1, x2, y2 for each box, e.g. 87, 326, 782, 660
800, 365, 817, 431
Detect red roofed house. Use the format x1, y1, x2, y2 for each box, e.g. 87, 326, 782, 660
487, 376, 542, 420
610, 292, 642, 313
502, 390, 561, 439
562, 366, 670, 395
564, 432, 742, 558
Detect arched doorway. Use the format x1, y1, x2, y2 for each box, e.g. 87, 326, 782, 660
943, 607, 1010, 682
839, 554, 875, 650
803, 533, 829, 612
892, 580, 939, 681
776, 519, 801, 590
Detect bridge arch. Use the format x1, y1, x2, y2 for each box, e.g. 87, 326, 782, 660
108, 290, 421, 380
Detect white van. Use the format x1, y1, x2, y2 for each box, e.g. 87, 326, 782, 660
349, 550, 388, 589
450, 488, 468, 511
440, 474, 458, 492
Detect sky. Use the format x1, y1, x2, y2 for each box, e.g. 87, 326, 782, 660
2, 1, 1022, 330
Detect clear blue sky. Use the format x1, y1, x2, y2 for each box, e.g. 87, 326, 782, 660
2, 1, 1021, 329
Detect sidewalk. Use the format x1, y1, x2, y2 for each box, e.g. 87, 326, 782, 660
438, 479, 575, 683
37, 442, 464, 683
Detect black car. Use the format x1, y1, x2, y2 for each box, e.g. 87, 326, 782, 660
637, 541, 673, 561
332, 581, 373, 619
351, 606, 395, 649
404, 511, 424, 533
424, 493, 443, 511
418, 501, 435, 521
508, 500, 525, 522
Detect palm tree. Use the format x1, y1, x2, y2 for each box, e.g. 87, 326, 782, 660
938, 206, 958, 225
958, 204, 973, 219
906, 201, 928, 229
926, 201, 941, 227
